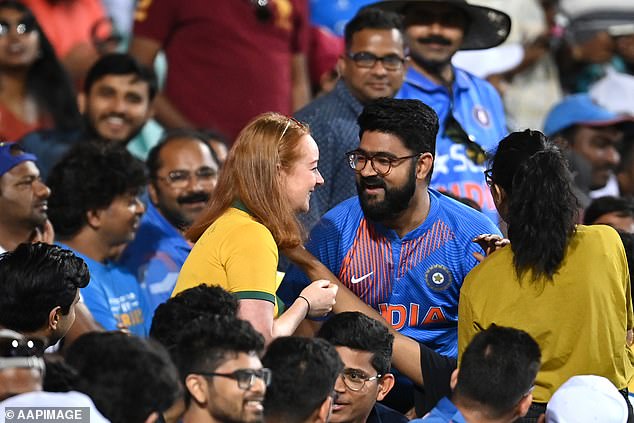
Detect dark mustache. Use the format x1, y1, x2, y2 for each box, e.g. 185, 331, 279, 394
360, 176, 386, 190
417, 35, 452, 46
177, 191, 211, 205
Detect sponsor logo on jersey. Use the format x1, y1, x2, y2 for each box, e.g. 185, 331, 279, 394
425, 264, 453, 291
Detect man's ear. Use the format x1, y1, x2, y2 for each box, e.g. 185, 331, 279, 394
376, 373, 396, 401
517, 393, 533, 419
86, 209, 103, 230
185, 374, 208, 405
450, 368, 459, 391
417, 152, 434, 181
148, 184, 159, 206
315, 395, 333, 423
77, 92, 86, 114
48, 306, 62, 331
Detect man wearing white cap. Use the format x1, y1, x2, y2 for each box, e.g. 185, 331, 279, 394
370, 0, 511, 223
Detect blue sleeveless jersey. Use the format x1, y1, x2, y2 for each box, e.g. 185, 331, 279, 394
279, 189, 500, 357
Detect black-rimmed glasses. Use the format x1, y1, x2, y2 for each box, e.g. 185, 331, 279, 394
346, 150, 421, 177
156, 167, 218, 188
339, 369, 382, 391
347, 52, 405, 71
195, 368, 272, 390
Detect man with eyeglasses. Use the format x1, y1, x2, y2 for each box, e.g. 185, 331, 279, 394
170, 314, 268, 423
119, 130, 220, 312
281, 98, 500, 360
293, 7, 407, 231
317, 312, 407, 423
263, 336, 343, 423
368, 0, 510, 224
411, 326, 540, 423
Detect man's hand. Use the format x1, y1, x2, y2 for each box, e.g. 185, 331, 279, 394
472, 234, 509, 262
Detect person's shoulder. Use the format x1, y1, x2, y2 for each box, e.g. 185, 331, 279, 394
295, 89, 342, 120
575, 224, 622, 249
209, 208, 275, 244
371, 403, 409, 423
454, 67, 502, 97
433, 190, 498, 233
321, 197, 363, 224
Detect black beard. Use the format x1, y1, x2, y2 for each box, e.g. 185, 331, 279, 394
81, 113, 142, 145
409, 50, 452, 76
356, 165, 417, 223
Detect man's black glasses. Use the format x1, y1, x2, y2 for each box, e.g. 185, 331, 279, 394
195, 368, 272, 390
346, 150, 421, 177
347, 52, 406, 71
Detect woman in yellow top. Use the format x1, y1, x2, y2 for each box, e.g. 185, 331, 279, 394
458, 130, 634, 415
173, 113, 337, 344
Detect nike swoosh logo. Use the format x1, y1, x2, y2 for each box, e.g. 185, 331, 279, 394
350, 272, 373, 284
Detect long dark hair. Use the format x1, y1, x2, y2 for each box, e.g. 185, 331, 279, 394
490, 130, 578, 280
0, 0, 81, 130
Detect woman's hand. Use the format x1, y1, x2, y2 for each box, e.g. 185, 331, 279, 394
299, 279, 338, 318
472, 234, 510, 262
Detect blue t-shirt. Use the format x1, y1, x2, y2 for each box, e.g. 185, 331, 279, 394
119, 202, 191, 313
397, 67, 507, 223
279, 189, 500, 357
411, 397, 466, 423
62, 245, 152, 337
309, 0, 376, 36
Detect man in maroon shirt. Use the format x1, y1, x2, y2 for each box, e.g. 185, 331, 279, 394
130, 0, 311, 142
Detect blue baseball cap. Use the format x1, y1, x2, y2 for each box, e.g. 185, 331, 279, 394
0, 142, 37, 178
543, 94, 629, 136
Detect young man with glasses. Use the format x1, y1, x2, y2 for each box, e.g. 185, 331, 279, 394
119, 130, 220, 312
170, 314, 268, 423
263, 336, 343, 423
370, 0, 511, 223
317, 312, 407, 423
293, 7, 407, 231
281, 98, 500, 360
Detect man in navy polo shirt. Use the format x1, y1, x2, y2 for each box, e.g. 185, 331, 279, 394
120, 130, 220, 312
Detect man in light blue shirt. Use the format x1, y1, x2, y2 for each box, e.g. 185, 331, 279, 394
120, 130, 219, 312
412, 326, 540, 422
372, 0, 511, 222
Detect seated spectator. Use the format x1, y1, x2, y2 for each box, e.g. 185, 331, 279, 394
47, 142, 151, 336
544, 94, 630, 206
120, 129, 220, 312
545, 375, 629, 423
20, 53, 157, 179
0, 1, 81, 141
170, 314, 267, 423
584, 196, 634, 232
65, 331, 181, 423
0, 143, 51, 252
150, 285, 238, 348
0, 328, 45, 401
316, 312, 406, 423
458, 130, 634, 416
412, 326, 540, 423
263, 337, 343, 423
0, 243, 88, 348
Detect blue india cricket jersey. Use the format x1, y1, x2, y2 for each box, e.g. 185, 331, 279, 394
279, 189, 501, 357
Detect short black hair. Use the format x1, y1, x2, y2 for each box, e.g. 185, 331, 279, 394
455, 326, 541, 419
584, 196, 634, 225
263, 337, 343, 423
146, 129, 218, 180
344, 7, 404, 50
317, 312, 393, 375
83, 53, 158, 100
150, 284, 239, 348
170, 315, 264, 405
65, 332, 181, 423
0, 243, 88, 332
358, 98, 439, 157
47, 141, 147, 239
